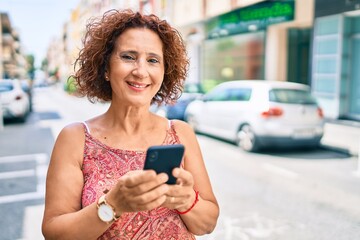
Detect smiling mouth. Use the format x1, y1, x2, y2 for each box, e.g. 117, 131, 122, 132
127, 81, 150, 89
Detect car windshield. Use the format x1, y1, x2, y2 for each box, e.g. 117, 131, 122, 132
0, 82, 14, 93
269, 88, 317, 104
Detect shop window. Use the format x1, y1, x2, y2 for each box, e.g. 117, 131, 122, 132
315, 15, 340, 35
202, 31, 265, 87
315, 38, 339, 54
315, 58, 337, 74
313, 76, 336, 94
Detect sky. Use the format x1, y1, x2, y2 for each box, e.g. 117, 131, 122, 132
0, 0, 79, 67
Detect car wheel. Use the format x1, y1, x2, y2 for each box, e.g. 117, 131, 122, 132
186, 114, 198, 131
237, 125, 259, 152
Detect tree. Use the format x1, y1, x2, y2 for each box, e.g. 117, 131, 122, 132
26, 54, 36, 80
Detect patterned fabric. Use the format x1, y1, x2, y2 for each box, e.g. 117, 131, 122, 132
81, 122, 195, 240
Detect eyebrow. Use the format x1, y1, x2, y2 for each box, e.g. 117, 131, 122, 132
120, 50, 163, 60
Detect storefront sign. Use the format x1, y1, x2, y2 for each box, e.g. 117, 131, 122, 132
206, 0, 295, 39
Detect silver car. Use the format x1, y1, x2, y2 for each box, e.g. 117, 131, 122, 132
185, 80, 324, 152
0, 79, 31, 122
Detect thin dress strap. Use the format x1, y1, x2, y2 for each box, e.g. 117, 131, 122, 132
168, 119, 172, 130
82, 121, 91, 134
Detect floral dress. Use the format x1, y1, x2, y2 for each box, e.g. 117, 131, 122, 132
80, 121, 195, 240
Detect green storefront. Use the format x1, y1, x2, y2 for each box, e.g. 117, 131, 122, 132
199, 0, 296, 91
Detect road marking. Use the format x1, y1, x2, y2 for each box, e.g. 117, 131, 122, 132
0, 153, 47, 164
0, 153, 48, 204
21, 205, 45, 240
0, 169, 35, 180
0, 192, 44, 204
262, 163, 299, 179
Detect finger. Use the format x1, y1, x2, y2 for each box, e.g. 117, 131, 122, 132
162, 195, 188, 210
172, 168, 193, 186
137, 194, 167, 211
161, 195, 176, 209
124, 170, 167, 188
128, 174, 169, 197
129, 185, 169, 212
166, 184, 193, 200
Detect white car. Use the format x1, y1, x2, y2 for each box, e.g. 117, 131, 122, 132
0, 79, 31, 122
185, 80, 324, 152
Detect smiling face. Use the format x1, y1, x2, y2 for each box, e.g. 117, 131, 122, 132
107, 28, 165, 107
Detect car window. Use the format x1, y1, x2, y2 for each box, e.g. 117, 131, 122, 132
269, 89, 317, 104
205, 87, 228, 101
227, 88, 252, 101
204, 87, 251, 101
0, 82, 14, 93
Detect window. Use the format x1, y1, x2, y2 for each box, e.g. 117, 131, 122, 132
269, 89, 317, 104
0, 82, 14, 92
204, 87, 229, 101
205, 87, 252, 101
227, 88, 252, 101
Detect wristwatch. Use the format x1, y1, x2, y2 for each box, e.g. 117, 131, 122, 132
97, 195, 120, 224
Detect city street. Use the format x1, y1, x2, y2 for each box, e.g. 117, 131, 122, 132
0, 86, 360, 240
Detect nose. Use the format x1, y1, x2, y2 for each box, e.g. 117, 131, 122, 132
132, 61, 149, 79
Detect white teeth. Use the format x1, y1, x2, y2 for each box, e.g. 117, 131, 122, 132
128, 82, 147, 88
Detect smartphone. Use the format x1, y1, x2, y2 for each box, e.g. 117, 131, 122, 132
144, 144, 185, 184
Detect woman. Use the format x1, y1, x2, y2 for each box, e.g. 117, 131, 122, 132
42, 9, 219, 240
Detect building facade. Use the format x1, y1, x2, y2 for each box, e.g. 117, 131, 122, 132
311, 0, 360, 120
0, 13, 28, 79
171, 0, 314, 92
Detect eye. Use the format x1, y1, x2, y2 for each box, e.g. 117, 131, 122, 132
121, 54, 135, 61
148, 58, 159, 64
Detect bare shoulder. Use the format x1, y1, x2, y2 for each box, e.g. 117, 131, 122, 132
55, 122, 86, 144
170, 119, 198, 146
51, 122, 86, 167
171, 120, 195, 136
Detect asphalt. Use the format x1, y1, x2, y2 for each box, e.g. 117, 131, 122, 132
0, 114, 360, 240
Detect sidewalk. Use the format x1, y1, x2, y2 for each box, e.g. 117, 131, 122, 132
321, 119, 360, 156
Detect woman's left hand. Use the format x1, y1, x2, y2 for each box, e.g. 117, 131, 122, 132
162, 167, 196, 212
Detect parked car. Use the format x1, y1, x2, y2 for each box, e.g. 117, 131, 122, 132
185, 80, 324, 152
151, 83, 204, 120
0, 79, 31, 122
20, 79, 33, 112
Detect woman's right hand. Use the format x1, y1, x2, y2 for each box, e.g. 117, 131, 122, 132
106, 170, 169, 215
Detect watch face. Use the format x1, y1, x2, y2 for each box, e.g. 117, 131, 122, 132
98, 204, 114, 222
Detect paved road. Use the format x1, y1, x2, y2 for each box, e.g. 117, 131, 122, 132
0, 86, 109, 240
0, 117, 54, 240
196, 134, 360, 240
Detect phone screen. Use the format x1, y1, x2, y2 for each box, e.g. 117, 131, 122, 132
144, 144, 185, 184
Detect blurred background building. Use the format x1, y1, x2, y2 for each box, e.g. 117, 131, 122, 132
2, 0, 360, 121
0, 12, 28, 79
312, 0, 360, 120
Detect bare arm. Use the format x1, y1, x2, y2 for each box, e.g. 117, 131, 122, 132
42, 123, 111, 239
42, 123, 170, 239
164, 120, 219, 235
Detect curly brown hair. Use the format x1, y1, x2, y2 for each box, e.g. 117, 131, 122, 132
72, 9, 189, 104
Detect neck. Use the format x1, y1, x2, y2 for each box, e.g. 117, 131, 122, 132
104, 103, 153, 135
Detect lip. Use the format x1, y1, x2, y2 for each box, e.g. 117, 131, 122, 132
126, 81, 150, 92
